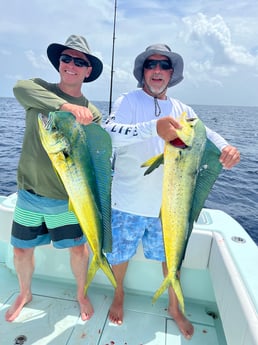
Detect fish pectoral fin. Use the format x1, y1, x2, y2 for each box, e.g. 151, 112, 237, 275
68, 199, 73, 212
141, 153, 164, 175
53, 167, 64, 186
67, 199, 82, 223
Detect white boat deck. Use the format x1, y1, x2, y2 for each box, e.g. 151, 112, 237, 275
1, 195, 258, 345
0, 264, 225, 345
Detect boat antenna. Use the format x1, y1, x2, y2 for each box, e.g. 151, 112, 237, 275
108, 0, 117, 115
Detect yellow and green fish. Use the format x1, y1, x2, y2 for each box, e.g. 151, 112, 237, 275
142, 112, 222, 312
38, 111, 116, 293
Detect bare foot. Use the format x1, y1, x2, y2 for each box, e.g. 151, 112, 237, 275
168, 306, 194, 340
5, 293, 32, 322
78, 295, 94, 321
109, 290, 124, 325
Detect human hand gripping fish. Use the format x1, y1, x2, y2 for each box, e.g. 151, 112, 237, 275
61, 103, 93, 125
156, 116, 182, 142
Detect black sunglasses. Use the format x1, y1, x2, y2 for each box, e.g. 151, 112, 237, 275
143, 59, 172, 70
60, 54, 90, 68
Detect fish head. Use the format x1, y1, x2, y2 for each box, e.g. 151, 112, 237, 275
38, 113, 71, 155
174, 112, 199, 148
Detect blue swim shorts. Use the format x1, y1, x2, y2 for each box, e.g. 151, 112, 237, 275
106, 209, 165, 265
11, 190, 86, 249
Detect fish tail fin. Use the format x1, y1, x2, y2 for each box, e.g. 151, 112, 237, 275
84, 254, 117, 295
173, 276, 185, 314
152, 274, 172, 303
100, 256, 117, 288
84, 255, 98, 295
152, 274, 185, 314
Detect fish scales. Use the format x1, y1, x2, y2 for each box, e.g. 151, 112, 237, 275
158, 117, 206, 312
142, 112, 222, 313
38, 111, 116, 293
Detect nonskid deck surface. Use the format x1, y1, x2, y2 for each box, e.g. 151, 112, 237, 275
0, 265, 223, 345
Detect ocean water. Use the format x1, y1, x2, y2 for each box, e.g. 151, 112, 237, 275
0, 98, 257, 245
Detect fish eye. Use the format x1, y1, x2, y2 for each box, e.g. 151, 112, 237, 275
63, 148, 70, 158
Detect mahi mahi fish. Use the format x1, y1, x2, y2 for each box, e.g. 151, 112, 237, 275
38, 111, 116, 292
142, 112, 222, 312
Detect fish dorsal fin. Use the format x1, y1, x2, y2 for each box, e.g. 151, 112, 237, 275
189, 139, 222, 227
83, 123, 113, 253
180, 138, 222, 265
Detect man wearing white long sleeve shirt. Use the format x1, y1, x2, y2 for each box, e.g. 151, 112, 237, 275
104, 43, 240, 339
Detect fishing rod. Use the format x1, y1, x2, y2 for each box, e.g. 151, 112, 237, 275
108, 0, 117, 115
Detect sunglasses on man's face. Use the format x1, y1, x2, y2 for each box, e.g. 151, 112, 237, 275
60, 54, 90, 68
143, 59, 172, 70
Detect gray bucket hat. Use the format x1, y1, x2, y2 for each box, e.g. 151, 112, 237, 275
133, 43, 184, 88
47, 35, 103, 82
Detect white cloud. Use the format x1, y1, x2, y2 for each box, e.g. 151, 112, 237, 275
183, 13, 258, 67
0, 0, 258, 106
178, 12, 258, 99
25, 50, 50, 69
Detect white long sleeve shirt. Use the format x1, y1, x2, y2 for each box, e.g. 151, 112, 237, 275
104, 89, 228, 217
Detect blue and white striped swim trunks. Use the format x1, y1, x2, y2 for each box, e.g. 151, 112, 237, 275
11, 190, 86, 249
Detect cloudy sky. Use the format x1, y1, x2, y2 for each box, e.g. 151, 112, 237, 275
1, 0, 258, 106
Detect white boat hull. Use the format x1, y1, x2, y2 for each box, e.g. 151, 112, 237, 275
0, 193, 257, 345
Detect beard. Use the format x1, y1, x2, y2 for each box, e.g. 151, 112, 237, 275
143, 77, 169, 97
147, 84, 167, 95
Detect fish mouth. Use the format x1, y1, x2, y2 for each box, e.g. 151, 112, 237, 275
169, 138, 188, 149
39, 113, 55, 130
170, 117, 198, 148
39, 113, 71, 156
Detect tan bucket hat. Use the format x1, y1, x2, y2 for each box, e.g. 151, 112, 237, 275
47, 35, 103, 82
133, 43, 184, 87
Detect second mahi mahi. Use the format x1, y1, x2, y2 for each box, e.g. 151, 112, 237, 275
142, 112, 222, 313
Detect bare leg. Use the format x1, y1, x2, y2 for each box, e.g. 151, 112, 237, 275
70, 244, 94, 321
5, 247, 34, 322
162, 262, 194, 340
108, 261, 129, 325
